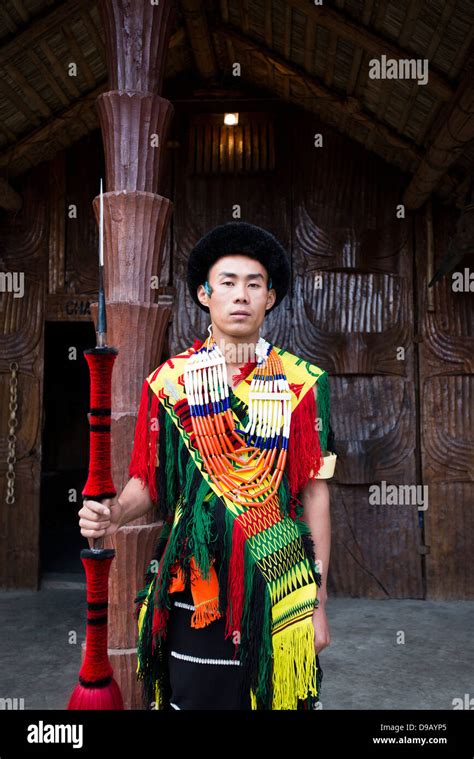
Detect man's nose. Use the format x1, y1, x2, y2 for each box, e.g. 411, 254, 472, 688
233, 284, 248, 300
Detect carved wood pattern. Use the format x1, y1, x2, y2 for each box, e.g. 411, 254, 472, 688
96, 92, 174, 192
424, 482, 474, 600
290, 112, 422, 598
0, 281, 44, 371
416, 201, 474, 599
98, 0, 175, 95
422, 375, 473, 482
0, 166, 47, 588
91, 191, 173, 303
0, 172, 47, 270
328, 483, 421, 599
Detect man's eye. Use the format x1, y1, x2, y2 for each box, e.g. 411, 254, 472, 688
249, 283, 260, 288
223, 281, 233, 286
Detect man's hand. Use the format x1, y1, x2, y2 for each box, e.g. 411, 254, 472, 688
78, 496, 123, 541
312, 602, 331, 655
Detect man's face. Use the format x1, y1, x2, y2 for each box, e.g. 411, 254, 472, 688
196, 254, 276, 340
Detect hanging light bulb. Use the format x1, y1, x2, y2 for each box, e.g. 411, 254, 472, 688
224, 112, 239, 126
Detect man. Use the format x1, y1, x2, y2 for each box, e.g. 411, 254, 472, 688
79, 221, 336, 710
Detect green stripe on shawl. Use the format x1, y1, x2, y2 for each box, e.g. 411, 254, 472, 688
316, 371, 331, 452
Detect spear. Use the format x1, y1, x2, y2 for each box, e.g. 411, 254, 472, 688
68, 178, 123, 709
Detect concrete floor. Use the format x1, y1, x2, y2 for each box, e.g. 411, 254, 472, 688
0, 575, 473, 710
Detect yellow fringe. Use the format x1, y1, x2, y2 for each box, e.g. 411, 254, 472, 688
136, 597, 148, 675
250, 689, 257, 710
191, 596, 222, 628
154, 679, 162, 710
271, 617, 318, 710
136, 580, 155, 675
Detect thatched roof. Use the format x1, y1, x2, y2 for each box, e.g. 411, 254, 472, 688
0, 0, 473, 210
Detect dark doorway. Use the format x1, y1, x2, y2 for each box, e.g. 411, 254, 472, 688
40, 321, 96, 576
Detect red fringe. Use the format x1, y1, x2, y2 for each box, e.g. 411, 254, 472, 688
68, 679, 123, 710
128, 378, 159, 504
148, 392, 159, 504
152, 606, 170, 648
286, 387, 322, 498
225, 518, 246, 640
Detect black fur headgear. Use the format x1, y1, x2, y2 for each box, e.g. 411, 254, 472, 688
186, 221, 290, 314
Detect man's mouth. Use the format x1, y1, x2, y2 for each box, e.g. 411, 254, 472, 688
230, 311, 251, 316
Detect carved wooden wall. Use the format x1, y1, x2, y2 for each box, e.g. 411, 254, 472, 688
0, 166, 48, 589
416, 201, 474, 600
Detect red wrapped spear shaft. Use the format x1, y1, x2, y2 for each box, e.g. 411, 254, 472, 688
68, 180, 123, 710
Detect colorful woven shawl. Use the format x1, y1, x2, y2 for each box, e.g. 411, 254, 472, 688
134, 341, 331, 711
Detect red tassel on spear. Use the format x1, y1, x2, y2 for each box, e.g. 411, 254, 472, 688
68, 179, 123, 710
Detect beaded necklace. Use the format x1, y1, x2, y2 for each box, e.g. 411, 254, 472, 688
183, 326, 292, 507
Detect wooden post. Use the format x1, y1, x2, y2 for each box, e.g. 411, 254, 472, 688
86, 0, 175, 708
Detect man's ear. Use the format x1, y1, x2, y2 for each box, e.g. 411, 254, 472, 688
196, 283, 209, 308
266, 287, 277, 310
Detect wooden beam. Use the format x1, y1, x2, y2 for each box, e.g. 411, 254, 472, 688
324, 31, 338, 88
304, 17, 315, 72
0, 73, 42, 126
241, 0, 250, 36
60, 21, 96, 88
37, 39, 82, 99
398, 0, 423, 48
426, 0, 457, 61
283, 4, 291, 59
79, 8, 107, 68
373, 0, 389, 28
287, 0, 454, 101
347, 0, 375, 94
4, 63, 53, 118
26, 48, 70, 107
0, 119, 17, 144
180, 0, 219, 83
403, 71, 474, 209
264, 0, 273, 49
220, 0, 230, 24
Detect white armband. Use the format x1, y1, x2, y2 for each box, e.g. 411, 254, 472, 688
309, 451, 337, 480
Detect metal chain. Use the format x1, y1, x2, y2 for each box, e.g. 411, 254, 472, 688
6, 361, 18, 505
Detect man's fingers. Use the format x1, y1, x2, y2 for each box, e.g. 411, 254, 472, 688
79, 518, 111, 531
78, 509, 104, 522
81, 527, 107, 538
79, 501, 110, 519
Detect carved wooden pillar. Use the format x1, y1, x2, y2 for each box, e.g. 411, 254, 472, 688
86, 0, 175, 708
